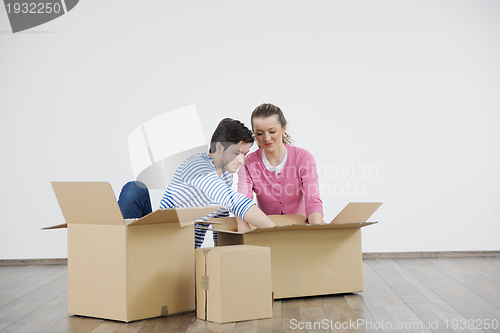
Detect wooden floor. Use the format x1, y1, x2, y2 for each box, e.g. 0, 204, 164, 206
1, 257, 500, 332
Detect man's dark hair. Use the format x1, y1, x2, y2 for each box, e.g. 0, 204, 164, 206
209, 118, 254, 153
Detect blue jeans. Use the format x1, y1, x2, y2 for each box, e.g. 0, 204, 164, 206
118, 181, 152, 218
117, 181, 215, 248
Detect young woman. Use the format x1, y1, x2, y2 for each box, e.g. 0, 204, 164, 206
237, 103, 323, 231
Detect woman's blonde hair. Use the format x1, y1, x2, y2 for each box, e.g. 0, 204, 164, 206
250, 103, 292, 145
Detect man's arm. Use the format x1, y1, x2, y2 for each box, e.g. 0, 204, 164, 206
235, 216, 251, 232
235, 206, 276, 232
182, 163, 276, 228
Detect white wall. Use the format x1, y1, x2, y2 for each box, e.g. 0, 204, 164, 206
1, 0, 499, 259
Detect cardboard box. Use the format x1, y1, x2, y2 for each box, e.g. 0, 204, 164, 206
196, 245, 273, 323
202, 202, 382, 299
45, 182, 221, 322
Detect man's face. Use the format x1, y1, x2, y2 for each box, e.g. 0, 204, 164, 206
220, 141, 252, 173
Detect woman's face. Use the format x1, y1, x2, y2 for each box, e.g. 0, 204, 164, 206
252, 115, 286, 153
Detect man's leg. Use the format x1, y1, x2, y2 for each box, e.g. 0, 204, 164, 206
194, 226, 206, 249
118, 181, 152, 218
194, 226, 218, 248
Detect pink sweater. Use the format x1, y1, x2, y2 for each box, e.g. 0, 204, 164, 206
237, 145, 323, 219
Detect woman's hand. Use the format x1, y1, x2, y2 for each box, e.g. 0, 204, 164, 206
307, 212, 324, 224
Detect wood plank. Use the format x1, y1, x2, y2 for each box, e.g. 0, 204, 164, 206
0, 265, 51, 292
372, 258, 476, 332
1, 258, 499, 332
405, 303, 484, 333
281, 297, 330, 333
90, 319, 147, 333
479, 257, 500, 269
0, 301, 47, 328
298, 306, 329, 333
0, 292, 68, 333
44, 315, 104, 333
137, 312, 195, 333
0, 266, 23, 278
281, 298, 304, 333
0, 272, 69, 332
322, 294, 366, 333
233, 319, 258, 333
233, 300, 282, 333
344, 294, 381, 333
424, 258, 500, 308
365, 259, 430, 305
0, 265, 67, 307
452, 257, 500, 285
5, 271, 67, 304
363, 259, 433, 332
395, 258, 500, 323
256, 300, 282, 333
184, 317, 236, 333
361, 260, 407, 306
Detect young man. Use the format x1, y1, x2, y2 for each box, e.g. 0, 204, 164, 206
119, 118, 276, 248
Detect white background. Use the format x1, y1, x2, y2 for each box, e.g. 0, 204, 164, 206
1, 0, 499, 259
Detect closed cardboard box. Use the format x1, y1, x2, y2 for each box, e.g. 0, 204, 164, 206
203, 202, 382, 299
196, 245, 273, 323
46, 182, 221, 322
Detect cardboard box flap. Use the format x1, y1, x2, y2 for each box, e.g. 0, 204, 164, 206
206, 214, 307, 232
128, 205, 223, 227
210, 221, 377, 235
41, 223, 67, 230
204, 202, 382, 234
196, 226, 240, 234
52, 182, 124, 226
245, 221, 377, 234
330, 202, 382, 224
269, 214, 307, 226
206, 217, 238, 231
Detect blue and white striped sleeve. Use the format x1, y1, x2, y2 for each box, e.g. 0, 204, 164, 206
181, 166, 255, 220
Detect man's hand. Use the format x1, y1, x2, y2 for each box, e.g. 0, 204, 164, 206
241, 205, 276, 230
235, 216, 251, 232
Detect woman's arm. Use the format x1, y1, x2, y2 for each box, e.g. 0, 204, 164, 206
236, 157, 275, 230
307, 211, 324, 224
299, 149, 324, 219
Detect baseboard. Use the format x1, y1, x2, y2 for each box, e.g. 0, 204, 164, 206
362, 250, 500, 259
1, 251, 499, 265
0, 258, 68, 266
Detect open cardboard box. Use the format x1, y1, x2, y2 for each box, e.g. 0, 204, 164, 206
44, 182, 221, 322
200, 202, 382, 299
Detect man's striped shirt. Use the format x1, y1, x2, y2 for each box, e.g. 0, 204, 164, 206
160, 152, 254, 221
